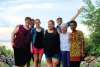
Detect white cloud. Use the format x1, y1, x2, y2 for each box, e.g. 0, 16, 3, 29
0, 27, 14, 42
0, 0, 90, 47
0, 7, 5, 10
0, 14, 24, 26
0, 27, 14, 34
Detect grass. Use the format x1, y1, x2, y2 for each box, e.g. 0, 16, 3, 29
0, 62, 9, 67
1, 62, 100, 67
80, 62, 100, 67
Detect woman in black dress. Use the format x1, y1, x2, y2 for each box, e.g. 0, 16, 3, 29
44, 20, 60, 67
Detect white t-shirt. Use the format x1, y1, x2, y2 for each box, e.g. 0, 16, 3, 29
60, 32, 71, 51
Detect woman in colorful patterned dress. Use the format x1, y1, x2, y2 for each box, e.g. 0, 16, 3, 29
69, 20, 85, 67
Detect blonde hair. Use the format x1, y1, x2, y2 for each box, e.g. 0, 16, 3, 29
60, 23, 68, 29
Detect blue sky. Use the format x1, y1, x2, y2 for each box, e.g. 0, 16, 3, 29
0, 0, 83, 27
0, 0, 90, 49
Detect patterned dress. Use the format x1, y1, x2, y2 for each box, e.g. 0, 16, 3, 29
70, 30, 85, 61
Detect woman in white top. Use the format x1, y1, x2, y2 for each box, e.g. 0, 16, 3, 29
60, 23, 71, 67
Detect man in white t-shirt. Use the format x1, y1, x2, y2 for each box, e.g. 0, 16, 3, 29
60, 23, 71, 67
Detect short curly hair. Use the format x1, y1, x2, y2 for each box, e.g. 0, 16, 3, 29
69, 20, 77, 26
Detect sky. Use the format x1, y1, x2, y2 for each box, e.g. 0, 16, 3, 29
0, 0, 90, 49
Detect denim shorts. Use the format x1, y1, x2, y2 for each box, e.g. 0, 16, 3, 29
45, 52, 60, 60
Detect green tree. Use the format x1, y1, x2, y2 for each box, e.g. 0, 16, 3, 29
82, 0, 100, 56
0, 45, 13, 57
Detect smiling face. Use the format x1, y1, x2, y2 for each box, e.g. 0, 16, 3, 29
29, 19, 34, 29
70, 21, 77, 31
56, 17, 63, 25
35, 19, 41, 28
48, 20, 55, 30
61, 27, 67, 33
25, 17, 32, 28
61, 23, 68, 33
31, 19, 34, 27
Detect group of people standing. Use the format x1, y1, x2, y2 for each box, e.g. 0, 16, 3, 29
11, 7, 85, 67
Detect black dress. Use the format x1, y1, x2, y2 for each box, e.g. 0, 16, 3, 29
13, 25, 32, 66
44, 30, 60, 54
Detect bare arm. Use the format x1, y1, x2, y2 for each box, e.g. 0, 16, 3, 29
11, 25, 19, 46
71, 6, 84, 20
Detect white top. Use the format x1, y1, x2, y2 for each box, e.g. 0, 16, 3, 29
36, 28, 42, 32
60, 32, 71, 51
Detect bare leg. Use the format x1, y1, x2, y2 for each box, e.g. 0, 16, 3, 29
46, 58, 52, 67
34, 54, 39, 67
52, 58, 59, 67
38, 53, 43, 67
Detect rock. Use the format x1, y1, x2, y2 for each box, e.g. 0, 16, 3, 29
0, 55, 15, 67
97, 56, 100, 62
81, 56, 97, 67
84, 56, 96, 63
